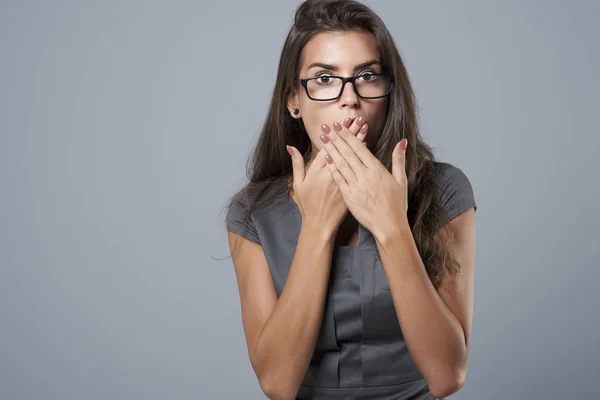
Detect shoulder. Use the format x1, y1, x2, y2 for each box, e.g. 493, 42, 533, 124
433, 161, 477, 223
226, 186, 261, 245
434, 162, 474, 193
225, 176, 289, 245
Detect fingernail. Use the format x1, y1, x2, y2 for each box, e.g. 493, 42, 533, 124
333, 122, 342, 132
325, 154, 333, 164
401, 138, 408, 150
359, 123, 368, 134
321, 124, 331, 134
286, 145, 294, 156
357, 116, 365, 125
320, 134, 330, 143
343, 118, 352, 128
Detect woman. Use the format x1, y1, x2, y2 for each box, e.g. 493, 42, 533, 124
225, 1, 477, 399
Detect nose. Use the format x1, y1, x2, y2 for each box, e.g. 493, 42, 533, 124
339, 80, 359, 108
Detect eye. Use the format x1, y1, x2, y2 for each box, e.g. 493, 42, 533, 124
315, 73, 334, 85
357, 71, 379, 82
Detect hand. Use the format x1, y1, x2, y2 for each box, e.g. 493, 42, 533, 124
319, 118, 409, 238
287, 117, 368, 236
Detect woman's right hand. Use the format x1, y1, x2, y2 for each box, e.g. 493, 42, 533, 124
286, 117, 369, 236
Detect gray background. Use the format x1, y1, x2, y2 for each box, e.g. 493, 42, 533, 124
1, 1, 598, 399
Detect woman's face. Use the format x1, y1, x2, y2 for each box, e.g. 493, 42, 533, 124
288, 30, 389, 161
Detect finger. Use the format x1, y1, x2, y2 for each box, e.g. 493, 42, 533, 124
342, 116, 367, 144
287, 145, 305, 183
342, 117, 355, 128
356, 120, 368, 143
392, 138, 407, 184
344, 116, 361, 134
329, 121, 366, 174
310, 124, 332, 169
322, 124, 358, 185
335, 118, 377, 168
325, 153, 350, 195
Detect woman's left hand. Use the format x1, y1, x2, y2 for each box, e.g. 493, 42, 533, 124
320, 118, 409, 239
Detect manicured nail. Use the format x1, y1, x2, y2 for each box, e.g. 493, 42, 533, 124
359, 123, 368, 134
343, 118, 352, 128
401, 138, 408, 150
357, 116, 365, 125
286, 145, 294, 156
325, 154, 333, 164
321, 124, 331, 134
320, 134, 330, 143
333, 122, 342, 132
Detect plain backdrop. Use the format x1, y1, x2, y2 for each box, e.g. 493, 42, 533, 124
1, 1, 599, 399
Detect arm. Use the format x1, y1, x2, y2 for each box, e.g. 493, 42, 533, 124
228, 222, 335, 400
373, 208, 476, 398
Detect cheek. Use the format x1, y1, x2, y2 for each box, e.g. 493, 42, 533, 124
367, 104, 388, 135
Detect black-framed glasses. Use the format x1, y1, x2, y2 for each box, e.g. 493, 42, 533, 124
296, 73, 394, 101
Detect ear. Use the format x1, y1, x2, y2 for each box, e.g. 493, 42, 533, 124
286, 89, 301, 119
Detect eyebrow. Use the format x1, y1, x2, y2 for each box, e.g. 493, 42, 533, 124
307, 59, 381, 72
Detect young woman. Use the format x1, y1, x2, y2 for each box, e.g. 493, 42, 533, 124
225, 1, 477, 399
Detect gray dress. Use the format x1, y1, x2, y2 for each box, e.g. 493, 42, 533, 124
226, 162, 477, 400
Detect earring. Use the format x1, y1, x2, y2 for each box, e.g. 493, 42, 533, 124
293, 108, 300, 116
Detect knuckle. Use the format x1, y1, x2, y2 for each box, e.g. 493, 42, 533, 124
342, 148, 355, 159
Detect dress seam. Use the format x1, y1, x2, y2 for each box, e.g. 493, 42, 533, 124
299, 376, 425, 389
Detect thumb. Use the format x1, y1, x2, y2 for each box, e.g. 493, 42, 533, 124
287, 145, 305, 184
392, 138, 407, 184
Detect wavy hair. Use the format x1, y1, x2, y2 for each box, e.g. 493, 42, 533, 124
222, 0, 460, 289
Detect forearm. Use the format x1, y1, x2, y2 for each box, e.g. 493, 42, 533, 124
374, 219, 467, 396
253, 222, 335, 400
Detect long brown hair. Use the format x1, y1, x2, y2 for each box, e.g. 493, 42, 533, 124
222, 0, 459, 289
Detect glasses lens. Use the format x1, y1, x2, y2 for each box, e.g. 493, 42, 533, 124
306, 76, 344, 100
355, 74, 391, 98
306, 75, 391, 100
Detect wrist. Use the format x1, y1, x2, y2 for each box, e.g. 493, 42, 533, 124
300, 219, 337, 244
373, 216, 412, 248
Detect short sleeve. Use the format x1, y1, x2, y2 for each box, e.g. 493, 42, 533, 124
226, 190, 261, 245
435, 162, 477, 224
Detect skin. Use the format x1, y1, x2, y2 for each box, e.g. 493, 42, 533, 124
286, 30, 389, 244
316, 97, 476, 398
287, 30, 477, 396
228, 29, 476, 399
